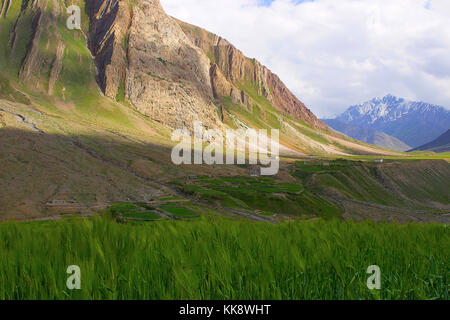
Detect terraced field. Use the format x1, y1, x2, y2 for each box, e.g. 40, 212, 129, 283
158, 159, 450, 223
174, 176, 342, 219
293, 159, 450, 222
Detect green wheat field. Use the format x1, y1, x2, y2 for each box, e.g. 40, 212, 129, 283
0, 216, 448, 300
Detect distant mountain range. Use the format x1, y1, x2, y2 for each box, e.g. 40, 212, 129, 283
411, 130, 450, 153
322, 94, 450, 150
322, 119, 411, 151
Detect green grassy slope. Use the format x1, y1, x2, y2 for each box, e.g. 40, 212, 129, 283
170, 159, 449, 222
176, 176, 342, 219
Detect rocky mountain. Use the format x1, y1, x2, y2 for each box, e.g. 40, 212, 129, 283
322, 119, 411, 152
175, 19, 325, 130
0, 0, 393, 156
326, 94, 450, 148
87, 0, 219, 130
87, 0, 325, 131
410, 129, 450, 153
0, 0, 404, 218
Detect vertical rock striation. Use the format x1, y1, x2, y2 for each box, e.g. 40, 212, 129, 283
86, 0, 219, 130
2, 0, 326, 132
177, 19, 326, 130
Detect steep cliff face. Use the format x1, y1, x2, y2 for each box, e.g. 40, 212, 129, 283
1, 0, 324, 132
177, 20, 326, 130
86, 0, 325, 130
86, 0, 130, 98
86, 0, 219, 130
1, 0, 66, 93
0, 0, 97, 102
0, 0, 219, 130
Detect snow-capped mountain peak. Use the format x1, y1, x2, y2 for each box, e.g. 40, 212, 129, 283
330, 95, 450, 148
339, 95, 447, 124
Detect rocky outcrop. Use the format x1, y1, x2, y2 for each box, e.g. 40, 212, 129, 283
86, 0, 130, 98
0, 0, 12, 18
86, 0, 219, 130
18, 7, 44, 81
3, 0, 325, 133
86, 0, 325, 130
210, 64, 247, 106
4, 0, 66, 94
48, 40, 65, 95
177, 20, 327, 130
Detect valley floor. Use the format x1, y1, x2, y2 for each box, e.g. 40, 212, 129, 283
1, 94, 449, 224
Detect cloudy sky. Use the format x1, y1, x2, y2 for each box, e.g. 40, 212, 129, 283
160, 0, 450, 118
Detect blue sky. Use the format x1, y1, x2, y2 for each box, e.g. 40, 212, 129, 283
259, 0, 274, 6
161, 0, 450, 117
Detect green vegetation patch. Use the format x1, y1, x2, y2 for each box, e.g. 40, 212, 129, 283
122, 211, 160, 220
222, 80, 281, 130
160, 205, 199, 217
291, 122, 330, 145
110, 203, 138, 214
157, 57, 167, 66
294, 159, 450, 209
342, 153, 450, 161
159, 196, 185, 201
0, 74, 30, 105
178, 176, 340, 218
207, 51, 216, 64
109, 203, 162, 221
0, 218, 447, 300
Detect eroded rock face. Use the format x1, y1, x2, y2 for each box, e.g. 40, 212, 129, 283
87, 0, 325, 130
87, 0, 219, 130
9, 0, 65, 93
177, 20, 327, 130
86, 0, 130, 99
6, 0, 325, 132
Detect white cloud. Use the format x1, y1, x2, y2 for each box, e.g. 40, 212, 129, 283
161, 0, 450, 118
